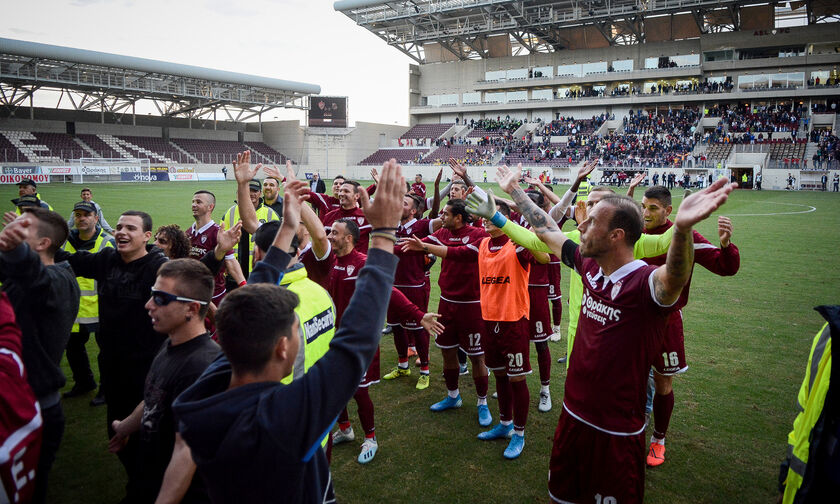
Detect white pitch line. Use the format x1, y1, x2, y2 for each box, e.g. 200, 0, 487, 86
723, 201, 816, 217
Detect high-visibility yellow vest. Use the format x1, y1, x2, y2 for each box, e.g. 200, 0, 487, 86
61, 229, 115, 332
577, 179, 591, 202
279, 264, 336, 448
782, 314, 834, 504
15, 193, 54, 214
220, 203, 279, 272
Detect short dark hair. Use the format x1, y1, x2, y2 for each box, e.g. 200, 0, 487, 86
216, 284, 299, 375
496, 201, 512, 218
156, 259, 214, 317
155, 225, 191, 259
643, 185, 672, 207
407, 193, 424, 214
80, 187, 91, 194
600, 195, 643, 247
253, 221, 300, 255
21, 208, 68, 256
194, 190, 216, 205
445, 199, 471, 224
264, 177, 281, 186
337, 218, 360, 245
526, 190, 544, 208
122, 210, 153, 232
333, 175, 346, 183
342, 180, 361, 189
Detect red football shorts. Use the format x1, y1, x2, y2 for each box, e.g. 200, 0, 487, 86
359, 346, 380, 388
528, 285, 551, 342
483, 318, 532, 376
435, 299, 484, 355
652, 310, 688, 375
549, 410, 646, 504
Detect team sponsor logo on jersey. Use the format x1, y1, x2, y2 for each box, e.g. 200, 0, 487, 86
581, 291, 622, 326
481, 276, 511, 285
304, 308, 335, 343
610, 280, 623, 300
346, 265, 355, 276
585, 272, 599, 289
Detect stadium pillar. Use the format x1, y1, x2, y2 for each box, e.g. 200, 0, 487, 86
29, 93, 33, 120
258, 112, 262, 133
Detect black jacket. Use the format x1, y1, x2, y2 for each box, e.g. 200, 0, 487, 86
173, 246, 397, 503
0, 243, 79, 401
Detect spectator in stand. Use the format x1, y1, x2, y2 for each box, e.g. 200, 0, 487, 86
0, 208, 80, 504
66, 188, 113, 234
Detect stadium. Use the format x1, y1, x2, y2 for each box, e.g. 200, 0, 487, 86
0, 0, 838, 503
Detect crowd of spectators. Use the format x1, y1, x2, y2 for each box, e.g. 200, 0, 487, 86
721, 104, 802, 133
593, 132, 697, 168
541, 114, 609, 136
623, 108, 700, 136
810, 130, 839, 169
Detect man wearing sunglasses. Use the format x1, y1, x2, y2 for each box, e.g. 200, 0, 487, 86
108, 259, 219, 504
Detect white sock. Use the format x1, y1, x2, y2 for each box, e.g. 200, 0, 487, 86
397, 362, 408, 369
500, 420, 512, 426
448, 389, 460, 399
540, 384, 550, 395
514, 427, 525, 436
651, 435, 665, 445
477, 397, 487, 406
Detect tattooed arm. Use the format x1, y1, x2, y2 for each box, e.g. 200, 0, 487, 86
652, 177, 738, 306
496, 164, 569, 257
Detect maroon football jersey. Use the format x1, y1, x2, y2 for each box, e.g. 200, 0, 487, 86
328, 249, 367, 326
323, 207, 371, 254
562, 244, 676, 435
424, 224, 488, 302
310, 192, 340, 221
298, 242, 333, 291
188, 221, 231, 301
394, 218, 434, 287
411, 182, 427, 198
0, 293, 42, 504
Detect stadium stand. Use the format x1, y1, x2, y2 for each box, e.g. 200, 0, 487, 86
400, 123, 453, 140
541, 116, 606, 136
423, 144, 493, 165
243, 142, 288, 164
359, 148, 428, 165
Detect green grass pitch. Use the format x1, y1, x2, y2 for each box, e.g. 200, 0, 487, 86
4, 178, 838, 503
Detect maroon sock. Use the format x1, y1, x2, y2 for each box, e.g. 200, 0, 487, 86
511, 379, 530, 431
443, 367, 460, 392
535, 341, 551, 386
392, 326, 408, 360
407, 329, 416, 348
652, 390, 674, 440
338, 407, 349, 426
495, 374, 513, 422
326, 433, 333, 463
354, 388, 376, 436
412, 329, 430, 367
551, 298, 563, 326
474, 372, 489, 399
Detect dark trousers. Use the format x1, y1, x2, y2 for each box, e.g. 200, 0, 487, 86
65, 323, 99, 388
33, 402, 65, 504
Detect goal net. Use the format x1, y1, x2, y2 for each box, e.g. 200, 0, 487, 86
65, 158, 153, 183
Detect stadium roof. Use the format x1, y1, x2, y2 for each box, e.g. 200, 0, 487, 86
335, 0, 840, 63
0, 38, 321, 122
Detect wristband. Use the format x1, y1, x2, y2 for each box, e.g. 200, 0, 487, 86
238, 280, 247, 287
489, 211, 508, 228
370, 231, 398, 243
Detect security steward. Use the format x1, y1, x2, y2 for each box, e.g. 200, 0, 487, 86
61, 201, 115, 405
12, 179, 53, 214
779, 305, 840, 503
220, 178, 279, 283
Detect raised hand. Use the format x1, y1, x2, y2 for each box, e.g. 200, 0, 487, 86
233, 151, 259, 183
108, 420, 130, 453
215, 222, 242, 256
523, 176, 541, 186
262, 163, 283, 181
359, 158, 404, 230
574, 200, 587, 224
0, 215, 30, 252
629, 172, 646, 189
420, 312, 445, 336
718, 216, 733, 247
496, 164, 522, 194
434, 167, 443, 186
449, 158, 467, 180
282, 179, 311, 228
2, 211, 16, 226
370, 167, 380, 185
673, 178, 738, 232
466, 187, 497, 219
576, 160, 598, 181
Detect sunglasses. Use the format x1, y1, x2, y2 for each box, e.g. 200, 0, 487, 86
150, 289, 209, 307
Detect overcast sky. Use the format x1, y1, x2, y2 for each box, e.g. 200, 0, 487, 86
1, 0, 414, 126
